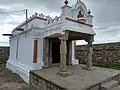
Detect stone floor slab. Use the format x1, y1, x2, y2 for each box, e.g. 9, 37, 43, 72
32, 64, 120, 90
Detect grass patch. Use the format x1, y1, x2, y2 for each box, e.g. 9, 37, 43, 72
108, 66, 120, 70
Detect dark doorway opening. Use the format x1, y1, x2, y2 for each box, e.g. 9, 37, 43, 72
52, 40, 60, 64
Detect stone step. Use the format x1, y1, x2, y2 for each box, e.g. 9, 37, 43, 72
112, 85, 120, 90
101, 80, 119, 90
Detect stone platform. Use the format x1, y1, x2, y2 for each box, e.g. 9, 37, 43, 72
30, 64, 120, 90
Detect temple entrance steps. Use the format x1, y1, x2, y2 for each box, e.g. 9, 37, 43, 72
99, 74, 120, 90
100, 80, 119, 90
112, 85, 120, 90
82, 74, 120, 90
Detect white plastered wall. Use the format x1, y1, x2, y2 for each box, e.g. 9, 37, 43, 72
13, 18, 46, 35
6, 30, 44, 83
7, 17, 46, 83
6, 33, 33, 83
72, 41, 79, 65
32, 35, 44, 70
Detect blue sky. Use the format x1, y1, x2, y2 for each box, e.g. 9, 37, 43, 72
0, 0, 120, 46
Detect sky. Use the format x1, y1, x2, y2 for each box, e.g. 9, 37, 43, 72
0, 0, 120, 46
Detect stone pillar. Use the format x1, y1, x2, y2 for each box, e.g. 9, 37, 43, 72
74, 41, 76, 59
49, 40, 52, 67
87, 40, 93, 70
43, 38, 49, 68
59, 36, 67, 72
68, 41, 72, 65
85, 35, 94, 70
58, 31, 73, 77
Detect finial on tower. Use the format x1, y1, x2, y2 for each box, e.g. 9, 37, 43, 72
64, 0, 68, 5
88, 9, 91, 15
77, 0, 82, 2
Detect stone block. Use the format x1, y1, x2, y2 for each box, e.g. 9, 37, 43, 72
42, 85, 47, 90
57, 71, 73, 77
47, 82, 51, 88
38, 82, 42, 87
101, 80, 119, 90
39, 78, 43, 83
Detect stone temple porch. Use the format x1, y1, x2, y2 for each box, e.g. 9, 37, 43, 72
43, 30, 94, 76
30, 64, 120, 90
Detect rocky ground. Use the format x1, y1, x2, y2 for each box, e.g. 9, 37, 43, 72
0, 63, 35, 90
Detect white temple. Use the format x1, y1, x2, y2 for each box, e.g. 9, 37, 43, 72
5, 0, 95, 83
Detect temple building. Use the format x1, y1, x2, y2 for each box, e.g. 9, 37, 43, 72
4, 0, 95, 83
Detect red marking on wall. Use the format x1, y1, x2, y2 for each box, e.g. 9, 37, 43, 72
65, 17, 93, 27
33, 40, 38, 63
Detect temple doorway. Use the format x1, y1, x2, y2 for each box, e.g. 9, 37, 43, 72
52, 39, 60, 64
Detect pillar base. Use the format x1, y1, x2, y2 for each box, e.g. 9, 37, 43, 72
42, 65, 51, 69
82, 66, 95, 71
67, 63, 73, 66
57, 71, 73, 77
72, 59, 79, 65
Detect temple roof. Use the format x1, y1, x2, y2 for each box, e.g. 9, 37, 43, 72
9, 0, 95, 37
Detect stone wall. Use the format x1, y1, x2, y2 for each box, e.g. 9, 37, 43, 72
76, 42, 120, 67
30, 71, 67, 90
0, 46, 9, 64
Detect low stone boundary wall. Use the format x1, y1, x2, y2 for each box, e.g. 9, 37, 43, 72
29, 71, 66, 90
0, 46, 9, 64
76, 42, 120, 67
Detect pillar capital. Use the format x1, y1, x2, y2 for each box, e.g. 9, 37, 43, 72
59, 31, 69, 40
59, 35, 67, 41
85, 35, 94, 42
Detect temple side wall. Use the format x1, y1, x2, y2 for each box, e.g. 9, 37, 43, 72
76, 42, 120, 67
17, 34, 34, 66
6, 29, 44, 83
6, 32, 35, 83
